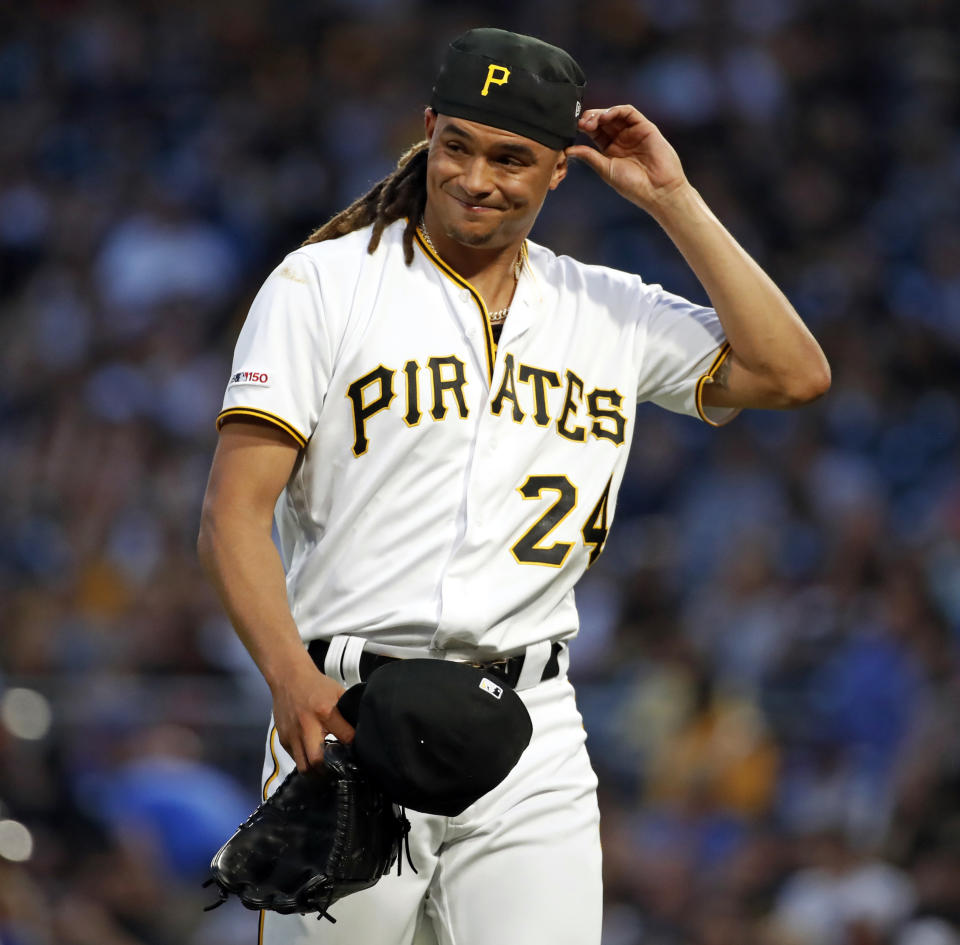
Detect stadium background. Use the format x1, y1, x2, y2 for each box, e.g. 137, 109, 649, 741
1, 1, 959, 943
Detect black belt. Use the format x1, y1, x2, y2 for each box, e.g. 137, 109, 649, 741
308, 639, 563, 690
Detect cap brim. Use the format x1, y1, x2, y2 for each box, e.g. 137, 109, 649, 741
430, 98, 573, 150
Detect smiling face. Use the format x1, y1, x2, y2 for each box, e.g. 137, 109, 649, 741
423, 109, 568, 250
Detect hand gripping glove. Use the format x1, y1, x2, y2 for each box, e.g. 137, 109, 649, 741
203, 741, 411, 922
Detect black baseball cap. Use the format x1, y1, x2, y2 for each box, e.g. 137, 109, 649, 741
430, 28, 586, 150
337, 659, 533, 816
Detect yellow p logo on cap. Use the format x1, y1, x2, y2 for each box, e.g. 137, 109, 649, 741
481, 64, 510, 96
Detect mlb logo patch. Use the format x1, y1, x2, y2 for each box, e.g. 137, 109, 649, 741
229, 370, 270, 387
479, 678, 503, 700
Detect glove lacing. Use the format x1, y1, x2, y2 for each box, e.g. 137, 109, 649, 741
201, 877, 228, 912
396, 806, 417, 877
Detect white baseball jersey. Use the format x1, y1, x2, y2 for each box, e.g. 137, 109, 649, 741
218, 219, 735, 658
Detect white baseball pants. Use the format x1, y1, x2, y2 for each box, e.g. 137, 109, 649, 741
258, 674, 602, 945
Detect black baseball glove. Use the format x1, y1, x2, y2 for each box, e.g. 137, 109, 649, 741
203, 741, 411, 922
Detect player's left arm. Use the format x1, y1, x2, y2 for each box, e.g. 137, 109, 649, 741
569, 105, 830, 410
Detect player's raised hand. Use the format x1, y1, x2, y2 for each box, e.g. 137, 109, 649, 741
567, 105, 688, 214
271, 658, 355, 772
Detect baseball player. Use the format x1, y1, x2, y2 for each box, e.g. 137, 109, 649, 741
198, 27, 829, 945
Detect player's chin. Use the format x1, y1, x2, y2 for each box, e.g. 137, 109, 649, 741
444, 202, 526, 247
448, 224, 497, 247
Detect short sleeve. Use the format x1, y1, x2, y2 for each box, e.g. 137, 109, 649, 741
217, 252, 333, 446
635, 283, 740, 427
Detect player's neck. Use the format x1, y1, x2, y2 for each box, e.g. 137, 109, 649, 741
420, 211, 525, 300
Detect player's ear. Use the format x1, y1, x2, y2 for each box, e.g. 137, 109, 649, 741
424, 108, 438, 140
548, 149, 568, 190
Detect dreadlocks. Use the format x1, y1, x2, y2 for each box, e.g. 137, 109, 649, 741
302, 140, 429, 265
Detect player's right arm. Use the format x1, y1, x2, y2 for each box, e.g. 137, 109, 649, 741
197, 418, 354, 771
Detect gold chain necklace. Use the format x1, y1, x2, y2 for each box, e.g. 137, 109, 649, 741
418, 216, 521, 325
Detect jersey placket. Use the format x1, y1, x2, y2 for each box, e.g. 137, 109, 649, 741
433, 273, 544, 649
409, 235, 504, 641
413, 234, 548, 649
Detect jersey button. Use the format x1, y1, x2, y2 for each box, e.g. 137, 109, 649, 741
459, 290, 470, 303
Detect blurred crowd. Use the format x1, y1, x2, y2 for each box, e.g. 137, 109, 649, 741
1, 0, 959, 943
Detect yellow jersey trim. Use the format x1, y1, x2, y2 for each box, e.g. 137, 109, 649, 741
414, 227, 498, 383
262, 725, 281, 800
257, 725, 281, 945
216, 407, 308, 448
695, 342, 735, 427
